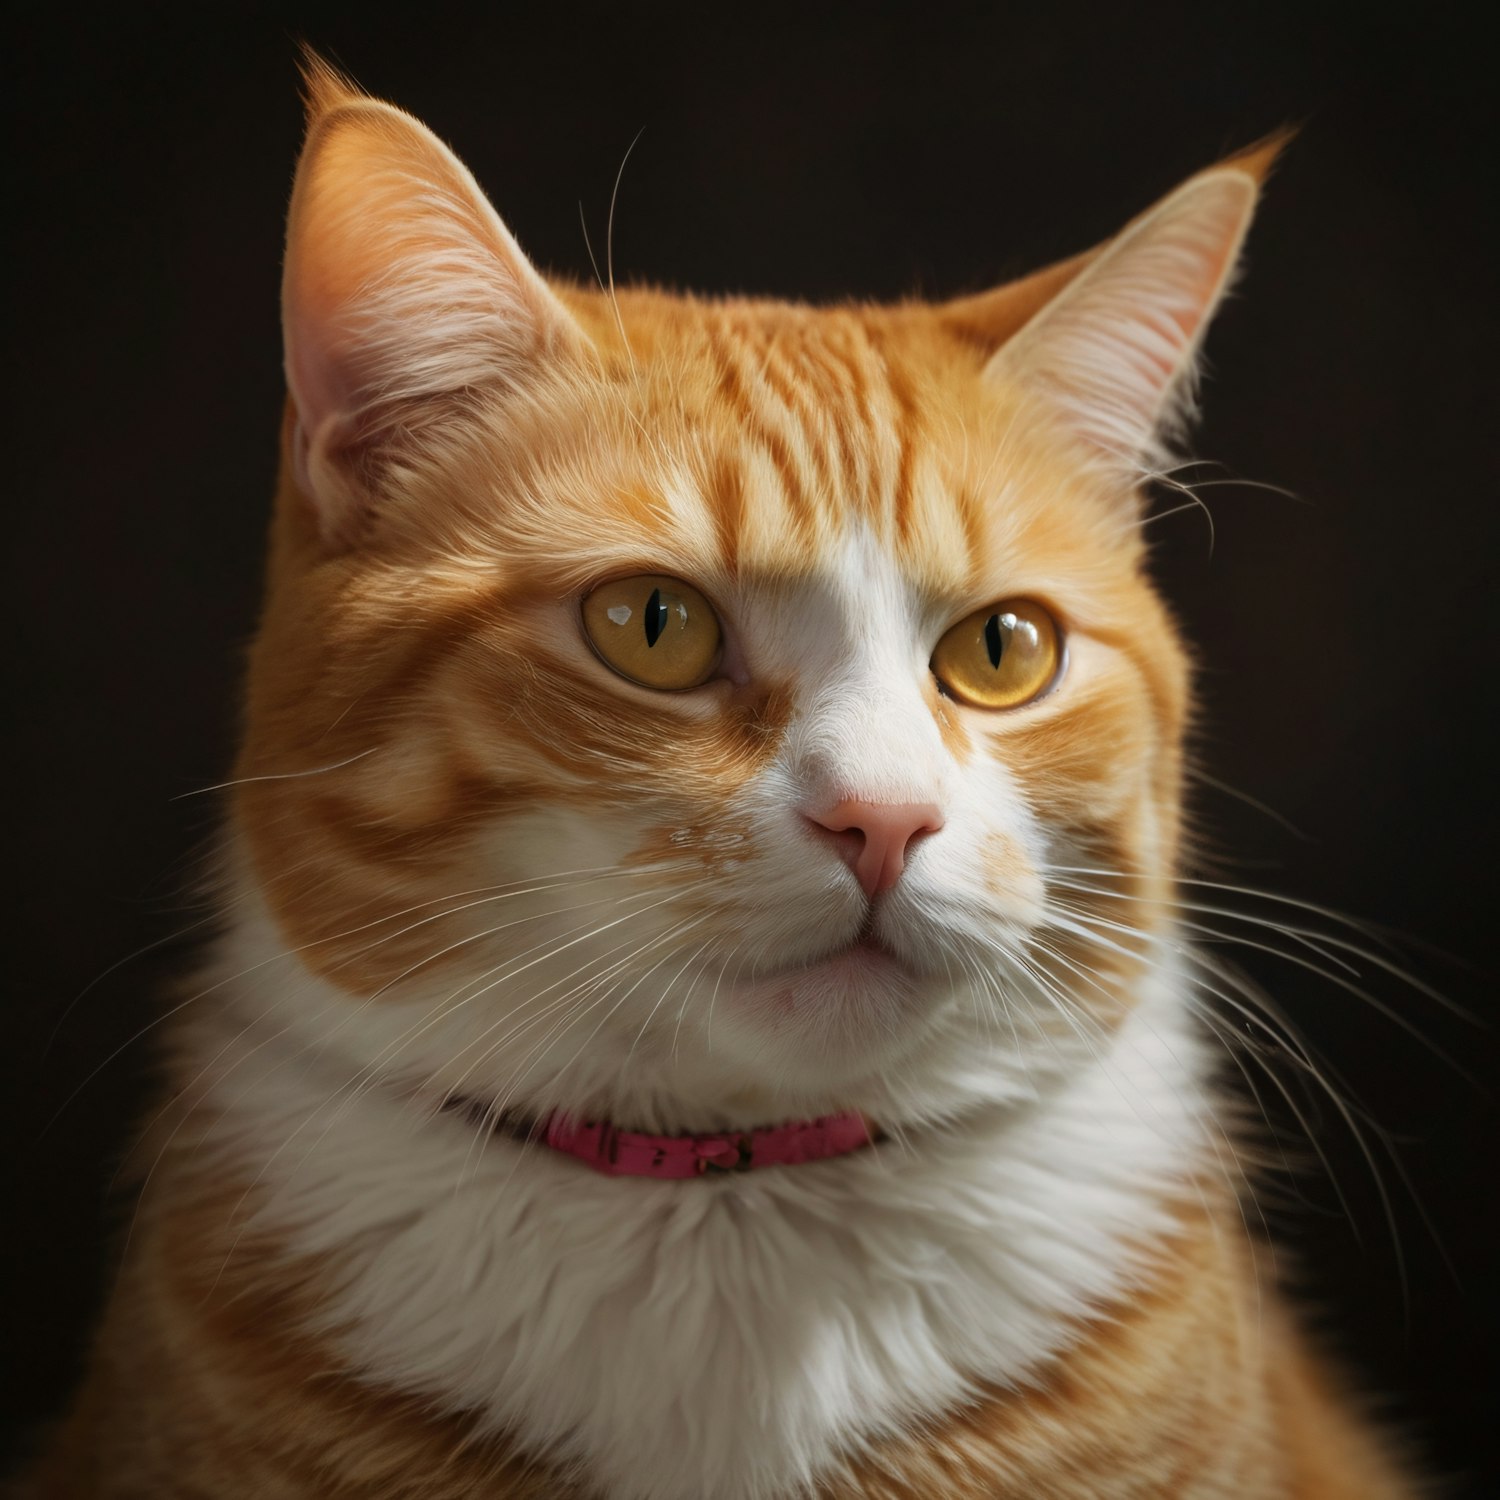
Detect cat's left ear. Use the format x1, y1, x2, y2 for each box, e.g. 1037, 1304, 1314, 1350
974, 137, 1286, 471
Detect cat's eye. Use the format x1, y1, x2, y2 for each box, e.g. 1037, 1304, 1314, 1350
582, 574, 723, 690
931, 599, 1062, 709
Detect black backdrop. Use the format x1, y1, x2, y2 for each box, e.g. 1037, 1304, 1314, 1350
5, 2, 1497, 1490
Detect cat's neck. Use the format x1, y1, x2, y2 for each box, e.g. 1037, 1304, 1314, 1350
165, 896, 1219, 1500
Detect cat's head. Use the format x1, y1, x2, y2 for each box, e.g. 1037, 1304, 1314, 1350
233, 59, 1277, 1131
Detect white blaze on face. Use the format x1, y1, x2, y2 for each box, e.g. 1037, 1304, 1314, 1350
760, 525, 954, 811
655, 524, 1052, 1096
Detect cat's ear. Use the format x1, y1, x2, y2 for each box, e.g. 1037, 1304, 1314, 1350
971, 137, 1286, 473
282, 55, 591, 545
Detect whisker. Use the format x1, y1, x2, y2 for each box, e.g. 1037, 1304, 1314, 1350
39, 862, 694, 1137
604, 127, 645, 375
1048, 886, 1475, 1073
45, 909, 221, 1057
171, 748, 380, 798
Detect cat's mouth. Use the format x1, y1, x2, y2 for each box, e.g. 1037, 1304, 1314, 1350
751, 924, 923, 1006
812, 931, 898, 970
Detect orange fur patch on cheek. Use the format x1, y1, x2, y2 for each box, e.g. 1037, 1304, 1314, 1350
609, 689, 795, 885
623, 820, 759, 908
232, 584, 578, 993
979, 829, 1046, 916
237, 771, 551, 995
709, 680, 796, 777
1004, 682, 1158, 825
1004, 681, 1173, 894
988, 644, 1184, 1022
487, 621, 795, 798
235, 576, 796, 998
926, 679, 973, 761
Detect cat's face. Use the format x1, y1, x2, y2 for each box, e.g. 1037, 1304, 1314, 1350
233, 66, 1268, 1131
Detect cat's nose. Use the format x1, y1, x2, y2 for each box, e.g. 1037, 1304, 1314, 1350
805, 799, 944, 899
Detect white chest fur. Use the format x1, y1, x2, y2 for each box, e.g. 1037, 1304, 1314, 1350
186, 935, 1213, 1500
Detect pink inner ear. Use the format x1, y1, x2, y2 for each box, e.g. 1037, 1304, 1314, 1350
284, 280, 357, 503
283, 260, 393, 540
280, 95, 589, 542
285, 281, 352, 442
985, 168, 1260, 465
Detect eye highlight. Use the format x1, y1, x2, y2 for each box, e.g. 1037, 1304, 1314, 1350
582, 574, 722, 690
931, 599, 1062, 709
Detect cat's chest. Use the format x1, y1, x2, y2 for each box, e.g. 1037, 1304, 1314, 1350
195, 976, 1206, 1500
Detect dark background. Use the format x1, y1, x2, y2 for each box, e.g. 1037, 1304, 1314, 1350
5, 1, 1496, 1490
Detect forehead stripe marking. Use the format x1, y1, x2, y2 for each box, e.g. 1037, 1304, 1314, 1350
710, 327, 817, 542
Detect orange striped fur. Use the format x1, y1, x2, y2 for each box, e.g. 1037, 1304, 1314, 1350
21, 61, 1422, 1499
27, 1167, 1411, 1498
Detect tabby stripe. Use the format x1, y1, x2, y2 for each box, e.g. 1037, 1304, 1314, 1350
709, 326, 818, 540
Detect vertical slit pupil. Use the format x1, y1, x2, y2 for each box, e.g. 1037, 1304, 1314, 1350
984, 613, 1005, 669
644, 587, 670, 648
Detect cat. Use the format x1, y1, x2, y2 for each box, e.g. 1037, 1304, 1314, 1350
21, 55, 1423, 1499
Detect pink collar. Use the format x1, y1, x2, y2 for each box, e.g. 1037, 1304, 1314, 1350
533, 1110, 877, 1179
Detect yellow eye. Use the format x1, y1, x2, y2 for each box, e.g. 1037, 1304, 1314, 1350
931, 599, 1062, 709
582, 574, 723, 690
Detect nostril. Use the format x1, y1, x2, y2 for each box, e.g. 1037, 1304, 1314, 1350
803, 818, 870, 892
805, 798, 945, 898
905, 821, 939, 855
803, 814, 864, 856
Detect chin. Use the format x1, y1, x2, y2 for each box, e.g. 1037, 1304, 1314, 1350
717, 935, 953, 1095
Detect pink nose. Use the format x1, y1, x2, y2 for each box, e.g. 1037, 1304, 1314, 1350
805, 799, 944, 899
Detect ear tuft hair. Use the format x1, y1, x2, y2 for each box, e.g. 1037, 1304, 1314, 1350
1216, 126, 1297, 189
296, 45, 363, 125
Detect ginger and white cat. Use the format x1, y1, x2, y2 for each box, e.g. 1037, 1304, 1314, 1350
24, 59, 1420, 1498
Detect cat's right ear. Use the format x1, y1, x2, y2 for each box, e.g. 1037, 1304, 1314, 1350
282, 56, 591, 547
942, 137, 1285, 479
